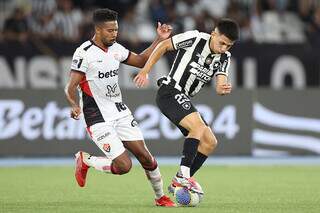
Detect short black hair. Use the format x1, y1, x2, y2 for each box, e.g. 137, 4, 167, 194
216, 19, 240, 41
93, 8, 118, 25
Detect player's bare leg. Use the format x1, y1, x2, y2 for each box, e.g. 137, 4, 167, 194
74, 150, 132, 187
124, 140, 176, 207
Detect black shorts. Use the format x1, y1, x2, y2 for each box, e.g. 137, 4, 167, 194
156, 84, 201, 136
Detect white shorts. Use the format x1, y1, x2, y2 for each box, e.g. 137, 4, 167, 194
86, 114, 144, 160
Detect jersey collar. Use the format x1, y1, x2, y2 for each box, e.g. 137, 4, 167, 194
90, 39, 108, 52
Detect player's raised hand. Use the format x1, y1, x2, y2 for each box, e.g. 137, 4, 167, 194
71, 106, 81, 120
134, 71, 149, 88
156, 22, 173, 40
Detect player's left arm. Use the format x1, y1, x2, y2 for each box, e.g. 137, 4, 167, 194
215, 53, 232, 95
124, 22, 172, 68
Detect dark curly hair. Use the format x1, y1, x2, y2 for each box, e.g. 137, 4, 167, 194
93, 8, 118, 25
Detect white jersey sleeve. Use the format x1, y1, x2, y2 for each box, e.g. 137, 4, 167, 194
215, 51, 231, 77
70, 48, 89, 73
171, 30, 199, 50
114, 43, 130, 62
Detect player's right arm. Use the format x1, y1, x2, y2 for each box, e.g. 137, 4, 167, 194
65, 71, 84, 120
65, 47, 88, 120
133, 38, 173, 88
134, 30, 198, 88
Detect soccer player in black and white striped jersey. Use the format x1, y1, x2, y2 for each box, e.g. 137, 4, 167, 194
134, 19, 239, 192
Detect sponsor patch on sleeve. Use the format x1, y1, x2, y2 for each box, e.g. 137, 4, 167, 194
175, 38, 196, 49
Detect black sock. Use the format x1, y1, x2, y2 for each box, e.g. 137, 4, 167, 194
190, 152, 208, 177
180, 138, 200, 168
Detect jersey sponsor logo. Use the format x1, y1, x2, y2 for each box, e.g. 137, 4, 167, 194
97, 132, 111, 141
98, 69, 118, 79
106, 84, 120, 98
176, 38, 195, 49
189, 62, 213, 82
103, 143, 111, 152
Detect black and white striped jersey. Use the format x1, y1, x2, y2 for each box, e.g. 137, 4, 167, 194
161, 30, 231, 97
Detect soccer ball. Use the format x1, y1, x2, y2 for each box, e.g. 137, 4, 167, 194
174, 186, 203, 207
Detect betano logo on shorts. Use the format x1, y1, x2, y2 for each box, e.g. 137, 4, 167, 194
98, 69, 118, 79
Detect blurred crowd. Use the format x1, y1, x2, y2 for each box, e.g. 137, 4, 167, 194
1, 0, 320, 45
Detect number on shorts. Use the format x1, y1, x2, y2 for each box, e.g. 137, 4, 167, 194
115, 102, 127, 112
175, 93, 189, 105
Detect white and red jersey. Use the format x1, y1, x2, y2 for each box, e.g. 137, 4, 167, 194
70, 40, 132, 127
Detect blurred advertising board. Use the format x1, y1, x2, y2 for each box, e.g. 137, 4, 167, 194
0, 89, 319, 157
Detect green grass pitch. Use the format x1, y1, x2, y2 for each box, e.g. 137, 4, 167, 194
0, 165, 320, 213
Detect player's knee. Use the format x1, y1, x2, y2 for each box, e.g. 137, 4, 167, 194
114, 159, 132, 175
188, 124, 206, 139
204, 133, 217, 153
139, 154, 157, 171
208, 136, 218, 152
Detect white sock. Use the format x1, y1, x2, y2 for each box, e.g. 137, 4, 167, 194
180, 165, 190, 178
145, 166, 164, 199
84, 155, 113, 173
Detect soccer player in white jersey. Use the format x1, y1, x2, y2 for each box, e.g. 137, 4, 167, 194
134, 19, 240, 192
65, 8, 175, 207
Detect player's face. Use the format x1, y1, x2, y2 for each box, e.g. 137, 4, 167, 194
96, 21, 118, 46
211, 30, 234, 54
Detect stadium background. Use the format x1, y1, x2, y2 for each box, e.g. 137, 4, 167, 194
1, 1, 320, 213
0, 0, 320, 157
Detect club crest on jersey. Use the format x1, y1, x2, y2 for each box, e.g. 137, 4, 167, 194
212, 61, 221, 70
103, 143, 111, 152
113, 53, 121, 61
